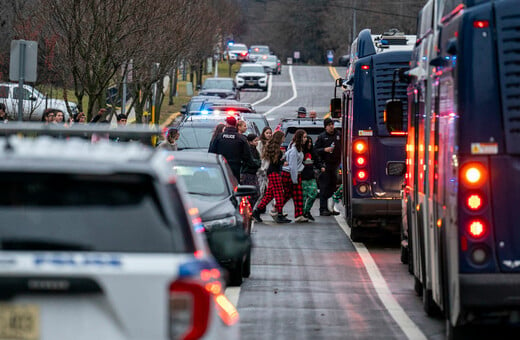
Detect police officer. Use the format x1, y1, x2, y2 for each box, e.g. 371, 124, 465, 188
314, 118, 341, 216
297, 106, 307, 118
209, 116, 255, 181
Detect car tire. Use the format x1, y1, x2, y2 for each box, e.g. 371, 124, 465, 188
262, 87, 267, 92
229, 260, 243, 286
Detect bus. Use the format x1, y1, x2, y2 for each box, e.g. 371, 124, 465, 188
337, 28, 415, 241
386, 0, 520, 337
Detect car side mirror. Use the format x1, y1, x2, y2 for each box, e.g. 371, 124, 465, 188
384, 99, 404, 132
180, 104, 187, 114
234, 185, 257, 197
205, 228, 251, 262
330, 98, 342, 118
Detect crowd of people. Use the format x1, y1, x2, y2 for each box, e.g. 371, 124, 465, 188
40, 108, 128, 127
191, 106, 341, 224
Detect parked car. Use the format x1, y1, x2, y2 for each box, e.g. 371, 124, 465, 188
180, 95, 222, 116
168, 152, 256, 285
226, 43, 249, 62
248, 45, 271, 62
256, 55, 282, 75
235, 64, 269, 91
0, 83, 78, 121
177, 116, 260, 151
0, 127, 244, 340
199, 77, 240, 100
241, 112, 270, 133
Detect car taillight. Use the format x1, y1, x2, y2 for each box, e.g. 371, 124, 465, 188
241, 52, 247, 56
468, 219, 486, 239
169, 280, 211, 340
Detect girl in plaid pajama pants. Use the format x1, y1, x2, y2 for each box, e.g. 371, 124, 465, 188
252, 131, 291, 223
301, 136, 319, 221
281, 129, 308, 223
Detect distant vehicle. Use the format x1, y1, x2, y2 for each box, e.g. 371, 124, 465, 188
235, 64, 268, 91
226, 43, 249, 62
256, 55, 282, 75
180, 95, 222, 116
241, 113, 270, 133
177, 116, 260, 151
0, 128, 242, 340
248, 45, 271, 62
0, 83, 77, 121
168, 152, 256, 285
200, 77, 240, 100
338, 54, 350, 67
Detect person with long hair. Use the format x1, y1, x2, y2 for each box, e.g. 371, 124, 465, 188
255, 127, 273, 211
252, 131, 291, 223
281, 129, 308, 222
301, 136, 320, 221
208, 123, 226, 151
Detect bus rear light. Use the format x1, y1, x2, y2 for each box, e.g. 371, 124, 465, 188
471, 247, 488, 265
353, 140, 367, 154
461, 162, 486, 188
468, 219, 486, 238
357, 183, 369, 194
356, 170, 368, 181
473, 20, 489, 28
169, 280, 211, 340
390, 131, 407, 136
355, 156, 366, 167
361, 65, 370, 70
466, 193, 484, 211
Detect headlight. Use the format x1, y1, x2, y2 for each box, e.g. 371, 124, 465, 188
203, 216, 237, 231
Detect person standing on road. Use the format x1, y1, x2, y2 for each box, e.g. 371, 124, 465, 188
209, 123, 226, 151
117, 114, 128, 126
297, 106, 307, 118
309, 110, 317, 119
237, 119, 247, 134
315, 118, 341, 216
241, 133, 261, 207
255, 127, 273, 212
42, 109, 55, 125
281, 129, 308, 222
0, 103, 8, 123
252, 131, 291, 224
209, 116, 255, 182
158, 128, 179, 151
301, 136, 320, 221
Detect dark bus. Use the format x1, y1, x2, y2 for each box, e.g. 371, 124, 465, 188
337, 29, 415, 241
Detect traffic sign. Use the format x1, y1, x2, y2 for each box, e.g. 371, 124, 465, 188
9, 40, 38, 82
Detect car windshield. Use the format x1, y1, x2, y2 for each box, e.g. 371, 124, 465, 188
251, 46, 269, 54
202, 79, 234, 91
173, 164, 227, 197
177, 126, 214, 149
240, 65, 265, 73
246, 117, 268, 132
265, 56, 277, 62
0, 173, 185, 253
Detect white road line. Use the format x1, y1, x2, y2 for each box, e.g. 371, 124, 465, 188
334, 216, 427, 340
252, 74, 272, 107
264, 66, 297, 116
225, 287, 241, 307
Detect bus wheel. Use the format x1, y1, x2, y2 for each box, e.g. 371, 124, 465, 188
350, 222, 362, 242
423, 287, 441, 317
414, 277, 422, 296
400, 244, 409, 264
446, 320, 469, 340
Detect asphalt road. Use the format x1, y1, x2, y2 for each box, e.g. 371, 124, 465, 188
235, 65, 447, 340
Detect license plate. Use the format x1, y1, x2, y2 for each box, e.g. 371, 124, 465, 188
247, 81, 256, 86
0, 304, 39, 340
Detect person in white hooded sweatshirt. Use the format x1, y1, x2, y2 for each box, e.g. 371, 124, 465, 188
281, 129, 308, 222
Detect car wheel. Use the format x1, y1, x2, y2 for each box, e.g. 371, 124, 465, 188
262, 87, 267, 92
229, 260, 243, 286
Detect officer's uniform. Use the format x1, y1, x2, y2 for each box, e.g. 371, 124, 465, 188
314, 127, 341, 213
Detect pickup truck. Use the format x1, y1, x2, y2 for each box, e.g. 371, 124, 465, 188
0, 83, 78, 121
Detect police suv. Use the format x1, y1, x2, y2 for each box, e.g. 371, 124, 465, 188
0, 127, 241, 340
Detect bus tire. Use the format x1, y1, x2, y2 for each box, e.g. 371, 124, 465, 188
414, 276, 423, 296
400, 244, 409, 264
423, 286, 441, 317
446, 320, 468, 340
243, 248, 251, 278
350, 222, 362, 242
